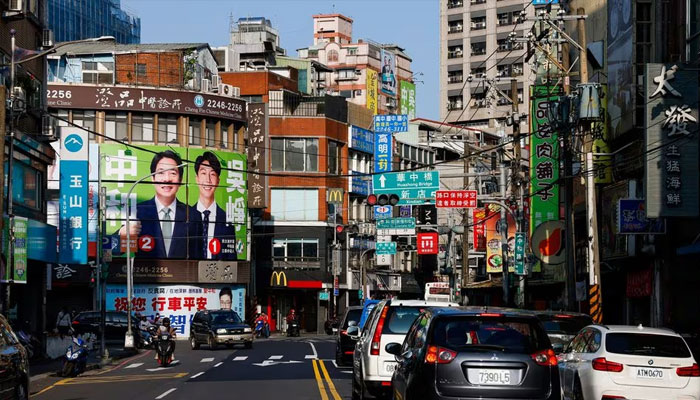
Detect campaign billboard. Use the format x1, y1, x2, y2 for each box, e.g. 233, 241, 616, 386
400, 81, 416, 119
106, 283, 245, 336
380, 50, 397, 96
100, 144, 247, 261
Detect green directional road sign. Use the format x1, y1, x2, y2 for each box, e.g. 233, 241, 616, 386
373, 171, 440, 205
376, 217, 416, 235
376, 242, 397, 255
514, 232, 527, 275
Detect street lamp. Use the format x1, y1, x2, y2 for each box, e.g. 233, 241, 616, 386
3, 32, 115, 312
123, 162, 187, 349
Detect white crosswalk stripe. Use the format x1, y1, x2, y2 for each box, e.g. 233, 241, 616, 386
305, 355, 316, 359
200, 358, 215, 363
125, 363, 144, 369
268, 355, 283, 360
233, 356, 248, 361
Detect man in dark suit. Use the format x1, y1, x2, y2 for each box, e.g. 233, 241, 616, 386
121, 150, 187, 258
189, 151, 238, 260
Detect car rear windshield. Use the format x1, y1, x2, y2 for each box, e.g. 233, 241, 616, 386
605, 333, 691, 358
539, 315, 591, 335
343, 309, 363, 329
383, 306, 425, 335
211, 311, 242, 325
431, 316, 550, 353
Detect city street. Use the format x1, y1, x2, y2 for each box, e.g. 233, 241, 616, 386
31, 335, 352, 400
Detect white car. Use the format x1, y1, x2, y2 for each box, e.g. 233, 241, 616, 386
350, 299, 458, 400
558, 324, 700, 400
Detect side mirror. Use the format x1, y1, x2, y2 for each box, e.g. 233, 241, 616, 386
347, 325, 360, 338
385, 342, 402, 356
348, 320, 358, 327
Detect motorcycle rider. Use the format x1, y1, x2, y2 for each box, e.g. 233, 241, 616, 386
286, 309, 299, 336
154, 317, 176, 361
254, 313, 270, 338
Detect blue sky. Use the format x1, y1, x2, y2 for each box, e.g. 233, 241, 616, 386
121, 0, 439, 120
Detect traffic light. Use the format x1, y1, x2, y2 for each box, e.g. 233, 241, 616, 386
367, 193, 400, 206
335, 224, 345, 235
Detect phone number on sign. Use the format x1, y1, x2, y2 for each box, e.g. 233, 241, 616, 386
206, 99, 243, 112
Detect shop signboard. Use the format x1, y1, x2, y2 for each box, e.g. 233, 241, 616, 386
59, 126, 89, 264
366, 69, 378, 114
530, 86, 560, 235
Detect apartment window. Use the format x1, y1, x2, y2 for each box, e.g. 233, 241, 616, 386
448, 45, 463, 59
189, 118, 201, 145
497, 12, 513, 26
512, 63, 524, 77
448, 95, 463, 110
447, 0, 463, 8
636, 1, 653, 64
497, 38, 521, 52
270, 189, 319, 221
497, 64, 511, 77
337, 69, 357, 80
471, 93, 486, 108
158, 115, 178, 144
136, 63, 147, 76
471, 0, 486, 4
272, 239, 319, 261
471, 66, 486, 78
471, 42, 486, 56
205, 121, 216, 147
82, 61, 114, 84
448, 71, 463, 83
448, 20, 463, 34
328, 140, 342, 175
347, 47, 358, 55
72, 111, 95, 140
471, 17, 486, 30
328, 49, 339, 62
271, 138, 318, 172
131, 113, 154, 142
105, 112, 127, 140
221, 124, 230, 149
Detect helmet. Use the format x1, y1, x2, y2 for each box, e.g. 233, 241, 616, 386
290, 309, 296, 314
162, 317, 170, 327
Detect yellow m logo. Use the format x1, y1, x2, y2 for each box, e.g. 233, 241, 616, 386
270, 271, 287, 287
327, 188, 344, 204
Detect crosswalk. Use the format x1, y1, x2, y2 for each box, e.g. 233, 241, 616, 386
121, 354, 330, 372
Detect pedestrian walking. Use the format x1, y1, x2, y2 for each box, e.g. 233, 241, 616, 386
56, 307, 72, 337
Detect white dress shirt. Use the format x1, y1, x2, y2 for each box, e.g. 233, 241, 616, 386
196, 201, 217, 259
155, 197, 177, 255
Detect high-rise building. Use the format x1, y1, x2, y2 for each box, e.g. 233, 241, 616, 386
214, 17, 286, 72
48, 0, 140, 44
439, 0, 533, 132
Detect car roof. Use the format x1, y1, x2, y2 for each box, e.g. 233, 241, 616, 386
428, 306, 541, 318
386, 299, 460, 307
597, 324, 679, 336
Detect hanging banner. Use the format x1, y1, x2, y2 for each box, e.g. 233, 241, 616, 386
380, 50, 397, 96
485, 207, 503, 274
2, 216, 28, 283
593, 85, 612, 183
246, 103, 268, 209
529, 86, 561, 234
59, 126, 89, 264
399, 80, 416, 119
366, 69, 378, 114
472, 208, 486, 251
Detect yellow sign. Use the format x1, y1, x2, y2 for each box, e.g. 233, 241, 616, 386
593, 85, 612, 183
366, 69, 378, 115
326, 188, 344, 204
270, 270, 287, 287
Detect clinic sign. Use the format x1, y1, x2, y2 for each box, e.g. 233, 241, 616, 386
59, 127, 89, 264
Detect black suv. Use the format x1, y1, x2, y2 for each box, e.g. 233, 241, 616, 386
190, 309, 253, 349
0, 314, 29, 399
335, 306, 363, 366
387, 307, 560, 400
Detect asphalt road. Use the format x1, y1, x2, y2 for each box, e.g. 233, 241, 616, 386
31, 335, 352, 400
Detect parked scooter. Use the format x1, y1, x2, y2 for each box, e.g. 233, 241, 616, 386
62, 337, 88, 377
154, 331, 175, 367
287, 318, 300, 337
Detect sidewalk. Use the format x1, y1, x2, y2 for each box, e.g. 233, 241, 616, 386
30, 346, 138, 381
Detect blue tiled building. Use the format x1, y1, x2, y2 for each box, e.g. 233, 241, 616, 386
48, 0, 141, 44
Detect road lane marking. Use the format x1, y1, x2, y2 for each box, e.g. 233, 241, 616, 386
155, 388, 177, 399
311, 359, 329, 400
214, 362, 223, 367
31, 378, 71, 397
233, 356, 248, 361
305, 355, 317, 359
125, 363, 144, 369
331, 360, 338, 368
95, 350, 153, 375
318, 360, 342, 400
190, 372, 204, 379
56, 373, 188, 385
268, 355, 283, 360
308, 341, 319, 359
200, 358, 215, 363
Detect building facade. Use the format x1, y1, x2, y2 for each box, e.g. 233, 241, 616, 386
439, 0, 533, 133
48, 0, 140, 44
46, 42, 251, 337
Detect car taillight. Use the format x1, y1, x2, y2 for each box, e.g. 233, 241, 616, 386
531, 349, 557, 366
478, 313, 503, 318
424, 345, 457, 364
592, 357, 624, 372
370, 306, 389, 356
340, 330, 347, 336
72, 321, 79, 325
676, 363, 700, 377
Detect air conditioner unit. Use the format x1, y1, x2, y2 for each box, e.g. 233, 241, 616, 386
218, 83, 239, 97
42, 29, 54, 48
211, 75, 221, 88
9, 0, 23, 12
201, 78, 211, 93
11, 87, 26, 112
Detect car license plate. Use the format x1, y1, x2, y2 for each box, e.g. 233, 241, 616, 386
477, 369, 512, 385
231, 335, 240, 341
385, 362, 398, 373
636, 367, 664, 379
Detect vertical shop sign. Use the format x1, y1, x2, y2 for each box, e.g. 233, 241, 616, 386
247, 103, 268, 209
59, 127, 89, 264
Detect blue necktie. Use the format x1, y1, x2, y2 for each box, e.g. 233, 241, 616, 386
202, 210, 211, 258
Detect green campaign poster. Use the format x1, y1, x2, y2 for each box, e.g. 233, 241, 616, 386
399, 81, 416, 119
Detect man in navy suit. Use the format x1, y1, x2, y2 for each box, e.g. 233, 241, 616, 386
189, 151, 238, 260
121, 150, 187, 258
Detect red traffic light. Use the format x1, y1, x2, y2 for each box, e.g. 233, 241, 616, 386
367, 194, 377, 206
336, 225, 345, 234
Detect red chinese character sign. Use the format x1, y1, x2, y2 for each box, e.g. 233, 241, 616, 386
417, 232, 439, 255
435, 190, 478, 208
106, 284, 245, 336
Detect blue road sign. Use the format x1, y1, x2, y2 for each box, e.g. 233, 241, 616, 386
374, 132, 392, 173
374, 114, 408, 133
373, 205, 393, 219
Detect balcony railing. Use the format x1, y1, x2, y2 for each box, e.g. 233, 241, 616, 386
448, 75, 463, 83
471, 48, 487, 56
448, 26, 464, 34
471, 22, 486, 30
448, 49, 463, 59
471, 0, 486, 4
448, 103, 463, 110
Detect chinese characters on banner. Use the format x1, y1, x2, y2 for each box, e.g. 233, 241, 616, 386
435, 190, 477, 208
529, 86, 560, 234
399, 81, 416, 120
645, 64, 699, 217
417, 232, 438, 255
374, 114, 408, 133
246, 103, 268, 209
374, 132, 392, 173
484, 205, 517, 274
472, 208, 486, 251
59, 127, 89, 264
2, 217, 27, 283
366, 69, 379, 114
617, 199, 666, 234
592, 85, 613, 183
106, 284, 245, 336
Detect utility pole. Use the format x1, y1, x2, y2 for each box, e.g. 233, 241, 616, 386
510, 78, 526, 308
499, 142, 510, 307
461, 134, 470, 305
5, 30, 17, 314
